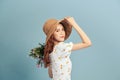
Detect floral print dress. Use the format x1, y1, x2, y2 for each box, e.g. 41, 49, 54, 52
49, 42, 73, 80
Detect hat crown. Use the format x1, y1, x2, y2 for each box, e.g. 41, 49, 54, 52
43, 19, 58, 35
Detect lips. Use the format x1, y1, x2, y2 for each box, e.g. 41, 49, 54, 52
60, 36, 65, 38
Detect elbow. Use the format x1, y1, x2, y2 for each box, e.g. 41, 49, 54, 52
84, 41, 92, 47
48, 66, 53, 78
87, 41, 92, 46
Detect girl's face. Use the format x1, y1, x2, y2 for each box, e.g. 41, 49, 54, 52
53, 24, 65, 44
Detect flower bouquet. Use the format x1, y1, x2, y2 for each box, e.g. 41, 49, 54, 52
29, 43, 45, 68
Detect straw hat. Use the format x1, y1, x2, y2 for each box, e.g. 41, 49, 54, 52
43, 18, 72, 44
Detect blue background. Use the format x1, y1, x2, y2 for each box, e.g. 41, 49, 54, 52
0, 0, 120, 80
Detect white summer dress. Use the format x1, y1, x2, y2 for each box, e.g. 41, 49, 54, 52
49, 42, 73, 80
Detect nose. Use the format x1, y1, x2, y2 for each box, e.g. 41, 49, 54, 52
60, 30, 65, 35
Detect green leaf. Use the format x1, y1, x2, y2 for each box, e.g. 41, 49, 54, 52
29, 43, 45, 68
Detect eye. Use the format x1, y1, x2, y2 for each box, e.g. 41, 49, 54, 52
55, 29, 59, 32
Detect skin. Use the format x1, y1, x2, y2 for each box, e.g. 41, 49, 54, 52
48, 17, 92, 78
66, 17, 92, 50
53, 24, 65, 45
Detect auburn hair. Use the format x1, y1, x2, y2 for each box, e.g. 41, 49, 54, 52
43, 35, 54, 68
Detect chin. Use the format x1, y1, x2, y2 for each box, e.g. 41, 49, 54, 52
59, 39, 64, 42
56, 38, 65, 42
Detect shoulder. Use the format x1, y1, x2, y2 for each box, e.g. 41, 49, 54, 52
55, 42, 73, 51
62, 42, 73, 48
56, 42, 73, 47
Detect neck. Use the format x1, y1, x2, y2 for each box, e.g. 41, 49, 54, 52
54, 41, 60, 46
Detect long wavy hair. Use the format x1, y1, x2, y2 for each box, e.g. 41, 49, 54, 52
43, 35, 54, 68
43, 19, 71, 68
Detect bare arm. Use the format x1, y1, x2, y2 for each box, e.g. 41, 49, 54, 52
48, 65, 53, 78
65, 17, 92, 51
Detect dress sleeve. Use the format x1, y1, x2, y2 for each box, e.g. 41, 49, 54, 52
59, 42, 73, 57
64, 42, 73, 52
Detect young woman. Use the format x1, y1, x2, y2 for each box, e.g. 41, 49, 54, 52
43, 17, 92, 80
